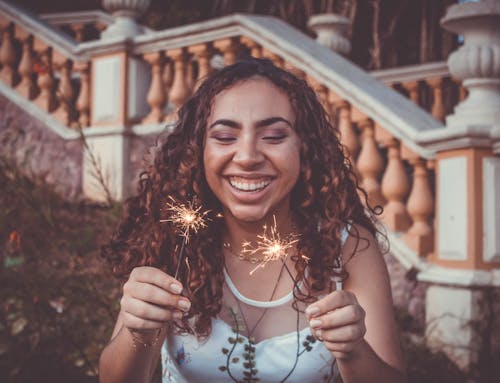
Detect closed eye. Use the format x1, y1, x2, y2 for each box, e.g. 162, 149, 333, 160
212, 135, 236, 143
262, 134, 287, 142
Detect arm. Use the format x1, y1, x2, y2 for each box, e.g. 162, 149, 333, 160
306, 226, 406, 383
99, 267, 191, 383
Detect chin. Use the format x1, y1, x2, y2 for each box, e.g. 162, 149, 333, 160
227, 206, 269, 223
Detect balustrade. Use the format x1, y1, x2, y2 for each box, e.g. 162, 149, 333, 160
356, 117, 386, 208
404, 156, 434, 256
75, 61, 90, 127
16, 32, 37, 99
0, 9, 440, 260
0, 22, 17, 86
188, 43, 213, 91
143, 51, 166, 123
166, 48, 191, 115
33, 44, 57, 113
380, 137, 411, 231
53, 55, 76, 126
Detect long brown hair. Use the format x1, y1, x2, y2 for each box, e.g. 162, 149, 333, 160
102, 58, 380, 337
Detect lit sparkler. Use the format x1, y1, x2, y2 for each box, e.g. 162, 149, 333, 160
242, 216, 299, 275
160, 197, 209, 279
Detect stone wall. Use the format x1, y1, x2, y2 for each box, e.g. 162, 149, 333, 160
0, 95, 83, 200
384, 251, 427, 332
127, 130, 170, 196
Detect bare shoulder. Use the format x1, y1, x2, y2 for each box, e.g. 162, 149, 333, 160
341, 224, 405, 372
341, 224, 387, 281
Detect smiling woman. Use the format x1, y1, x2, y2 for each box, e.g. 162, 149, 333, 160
99, 58, 406, 383
204, 78, 301, 224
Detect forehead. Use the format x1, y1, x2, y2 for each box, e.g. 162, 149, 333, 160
208, 77, 294, 122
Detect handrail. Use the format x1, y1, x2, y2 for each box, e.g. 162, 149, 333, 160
371, 61, 450, 84
39, 10, 115, 27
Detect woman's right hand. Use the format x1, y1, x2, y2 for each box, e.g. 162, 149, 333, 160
120, 266, 191, 335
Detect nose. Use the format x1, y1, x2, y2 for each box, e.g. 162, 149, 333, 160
232, 136, 265, 169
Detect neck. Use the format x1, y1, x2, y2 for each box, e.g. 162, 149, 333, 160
222, 209, 295, 255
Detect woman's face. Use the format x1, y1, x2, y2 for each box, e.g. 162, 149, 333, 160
203, 77, 301, 224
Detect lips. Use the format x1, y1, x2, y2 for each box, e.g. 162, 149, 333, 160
227, 176, 272, 192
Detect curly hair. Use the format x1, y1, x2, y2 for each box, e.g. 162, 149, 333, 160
102, 57, 379, 338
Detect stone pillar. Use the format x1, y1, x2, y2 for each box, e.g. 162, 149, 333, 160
82, 47, 149, 201
419, 0, 500, 374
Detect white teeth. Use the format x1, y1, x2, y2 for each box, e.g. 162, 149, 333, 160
229, 178, 271, 192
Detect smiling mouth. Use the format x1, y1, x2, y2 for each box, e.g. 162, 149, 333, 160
228, 177, 272, 192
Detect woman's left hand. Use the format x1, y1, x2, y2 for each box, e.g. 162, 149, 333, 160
305, 291, 366, 360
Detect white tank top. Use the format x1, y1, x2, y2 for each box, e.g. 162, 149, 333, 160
160, 228, 349, 383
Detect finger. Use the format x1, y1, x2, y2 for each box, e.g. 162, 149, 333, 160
305, 291, 357, 319
121, 283, 191, 312
123, 280, 190, 310
121, 296, 185, 322
130, 266, 183, 294
314, 323, 365, 343
122, 311, 169, 330
321, 340, 357, 359
309, 304, 365, 330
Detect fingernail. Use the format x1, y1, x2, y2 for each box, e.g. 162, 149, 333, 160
170, 283, 182, 294
310, 319, 322, 328
315, 329, 322, 339
178, 299, 191, 311
305, 305, 319, 316
173, 311, 183, 320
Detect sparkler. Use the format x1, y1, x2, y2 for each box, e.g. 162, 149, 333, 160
332, 257, 343, 291
242, 216, 299, 275
160, 197, 209, 279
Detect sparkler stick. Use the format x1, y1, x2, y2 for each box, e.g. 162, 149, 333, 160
160, 197, 209, 280
332, 257, 343, 291
242, 216, 299, 275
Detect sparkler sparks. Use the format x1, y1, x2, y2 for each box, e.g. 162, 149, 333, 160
160, 197, 209, 279
242, 216, 299, 275
160, 197, 209, 243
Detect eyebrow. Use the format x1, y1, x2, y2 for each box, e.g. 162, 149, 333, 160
208, 116, 292, 130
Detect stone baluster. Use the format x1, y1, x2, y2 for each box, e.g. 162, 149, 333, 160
356, 118, 385, 207
166, 48, 190, 113
75, 61, 90, 127
16, 33, 37, 99
262, 48, 284, 68
0, 23, 18, 86
54, 56, 76, 126
284, 62, 305, 79
307, 76, 331, 116
189, 43, 213, 91
402, 80, 419, 104
380, 138, 411, 231
214, 38, 240, 65
240, 37, 262, 58
34, 44, 57, 112
163, 59, 173, 89
185, 58, 195, 94
143, 51, 166, 123
334, 99, 360, 159
453, 77, 467, 102
404, 157, 434, 256
427, 77, 445, 122
71, 23, 85, 42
